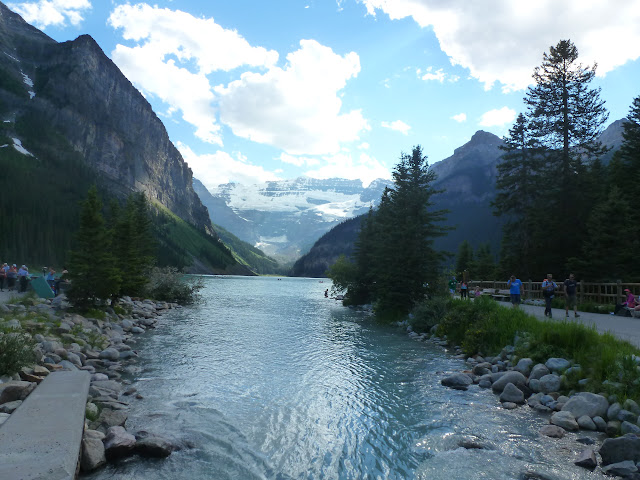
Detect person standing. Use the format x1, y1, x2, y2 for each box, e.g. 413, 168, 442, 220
460, 280, 468, 300
17, 265, 29, 293
542, 274, 557, 318
507, 275, 523, 308
7, 264, 17, 291
448, 276, 457, 295
0, 263, 6, 291
46, 268, 56, 294
564, 273, 580, 318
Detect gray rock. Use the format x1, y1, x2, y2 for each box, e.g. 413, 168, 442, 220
540, 394, 555, 406
602, 460, 638, 477
91, 380, 123, 394
66, 352, 83, 368
103, 426, 136, 460
98, 409, 128, 428
606, 420, 621, 437
58, 360, 78, 371
534, 404, 553, 413
491, 371, 527, 393
550, 411, 578, 431
528, 378, 541, 393
574, 448, 597, 470
0, 400, 22, 413
81, 436, 106, 472
502, 402, 518, 410
41, 340, 64, 353
121, 319, 134, 331
621, 421, 640, 435
119, 350, 137, 360
593, 416, 607, 432
500, 383, 525, 404
441, 373, 472, 390
0, 412, 10, 426
131, 326, 145, 334
134, 434, 174, 458
600, 434, 640, 465
514, 358, 534, 376
91, 373, 109, 382
607, 402, 622, 421
0, 381, 36, 403
478, 374, 492, 388
472, 362, 492, 375
561, 392, 609, 419
545, 358, 570, 372
624, 399, 640, 415
539, 374, 562, 394
539, 425, 565, 438
99, 348, 120, 361
577, 415, 597, 431
618, 409, 637, 423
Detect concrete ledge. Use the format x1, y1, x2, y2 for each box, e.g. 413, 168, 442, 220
0, 371, 91, 480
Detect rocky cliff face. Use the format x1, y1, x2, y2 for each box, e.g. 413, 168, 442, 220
0, 2, 213, 235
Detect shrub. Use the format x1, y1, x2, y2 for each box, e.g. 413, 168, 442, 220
144, 267, 204, 305
410, 296, 451, 333
0, 332, 37, 375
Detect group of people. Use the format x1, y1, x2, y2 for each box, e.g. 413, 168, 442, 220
508, 273, 579, 318
0, 263, 68, 295
0, 263, 31, 293
614, 288, 640, 316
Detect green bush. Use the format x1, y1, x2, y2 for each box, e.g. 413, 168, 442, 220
144, 267, 204, 305
0, 332, 37, 376
410, 296, 452, 333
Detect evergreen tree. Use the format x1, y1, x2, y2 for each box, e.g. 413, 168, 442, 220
524, 39, 608, 272
348, 207, 377, 305
472, 243, 496, 281
455, 240, 473, 278
66, 186, 121, 308
617, 95, 640, 207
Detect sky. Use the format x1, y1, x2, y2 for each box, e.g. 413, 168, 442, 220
6, 0, 640, 190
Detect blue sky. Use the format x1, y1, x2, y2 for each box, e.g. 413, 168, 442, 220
7, 0, 640, 190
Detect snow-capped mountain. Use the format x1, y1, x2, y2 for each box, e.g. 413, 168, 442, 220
193, 177, 391, 260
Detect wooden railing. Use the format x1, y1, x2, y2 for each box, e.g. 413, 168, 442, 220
467, 280, 640, 305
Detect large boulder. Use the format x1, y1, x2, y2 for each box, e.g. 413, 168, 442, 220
561, 392, 609, 419
577, 415, 597, 431
0, 381, 36, 403
514, 358, 534, 376
574, 448, 597, 470
538, 374, 561, 394
491, 371, 527, 393
599, 434, 640, 465
441, 373, 472, 390
602, 461, 638, 477
545, 358, 570, 372
539, 425, 565, 438
550, 411, 578, 431
103, 426, 136, 460
134, 432, 174, 458
529, 364, 550, 381
500, 383, 525, 404
81, 434, 106, 472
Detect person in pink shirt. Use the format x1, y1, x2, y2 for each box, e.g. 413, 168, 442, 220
615, 288, 637, 315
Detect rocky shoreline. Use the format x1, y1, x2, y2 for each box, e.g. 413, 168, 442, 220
403, 322, 640, 479
0, 294, 180, 474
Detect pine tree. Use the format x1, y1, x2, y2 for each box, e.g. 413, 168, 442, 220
472, 243, 496, 281
524, 39, 609, 271
67, 186, 121, 308
455, 240, 473, 279
617, 95, 640, 207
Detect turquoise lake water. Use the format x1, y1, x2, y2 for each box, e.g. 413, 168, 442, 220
85, 276, 606, 479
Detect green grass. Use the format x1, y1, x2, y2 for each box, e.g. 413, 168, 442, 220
411, 295, 640, 400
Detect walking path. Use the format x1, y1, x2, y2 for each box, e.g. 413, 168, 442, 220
519, 303, 640, 348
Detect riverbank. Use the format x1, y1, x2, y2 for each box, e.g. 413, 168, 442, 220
0, 292, 180, 474
405, 297, 640, 478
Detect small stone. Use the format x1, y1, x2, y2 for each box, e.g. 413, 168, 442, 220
605, 420, 621, 437
545, 358, 570, 372
539, 425, 565, 438
577, 415, 596, 431
617, 409, 637, 423
99, 348, 120, 361
607, 402, 622, 421
0, 400, 22, 413
576, 437, 595, 445
514, 358, 534, 376
621, 421, 640, 435
539, 374, 562, 394
502, 402, 518, 410
529, 363, 550, 381
574, 448, 597, 470
592, 416, 607, 432
550, 411, 578, 431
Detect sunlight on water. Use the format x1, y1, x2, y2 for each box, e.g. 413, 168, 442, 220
84, 277, 607, 480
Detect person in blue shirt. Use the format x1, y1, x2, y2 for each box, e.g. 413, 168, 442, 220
507, 275, 523, 308
541, 273, 558, 318
45, 268, 56, 294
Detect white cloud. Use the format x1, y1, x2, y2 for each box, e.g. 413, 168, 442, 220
8, 0, 91, 28
304, 152, 391, 187
358, 142, 370, 150
177, 143, 281, 189
279, 153, 320, 167
360, 0, 640, 91
420, 67, 446, 82
381, 120, 411, 135
108, 4, 279, 145
479, 107, 516, 127
452, 113, 467, 123
215, 39, 370, 155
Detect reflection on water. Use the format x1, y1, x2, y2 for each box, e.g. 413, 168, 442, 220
85, 276, 606, 480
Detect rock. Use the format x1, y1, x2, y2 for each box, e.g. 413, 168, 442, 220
103, 426, 136, 460
500, 383, 525, 404
545, 358, 570, 372
41, 340, 64, 353
134, 434, 174, 458
550, 411, 578, 431
0, 400, 22, 413
131, 327, 145, 334
528, 378, 541, 393
97, 409, 128, 428
561, 392, 609, 419
121, 319, 134, 331
32, 365, 50, 376
441, 373, 472, 390
472, 362, 492, 375
574, 448, 597, 470
99, 348, 120, 361
624, 399, 640, 415
91, 380, 123, 394
514, 358, 534, 376
81, 436, 106, 472
91, 373, 109, 382
602, 460, 638, 477
607, 402, 622, 421
605, 420, 621, 437
618, 409, 637, 423
0, 412, 10, 426
599, 434, 640, 465
539, 425, 565, 438
58, 360, 78, 371
621, 421, 640, 435
593, 416, 607, 432
502, 402, 518, 410
0, 381, 36, 403
534, 404, 552, 413
491, 371, 527, 393
577, 415, 597, 430
576, 437, 595, 445
538, 374, 561, 394
66, 352, 83, 368
119, 350, 137, 360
